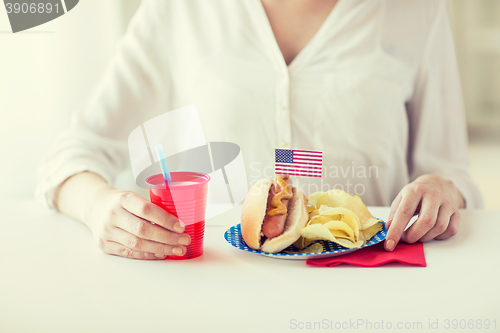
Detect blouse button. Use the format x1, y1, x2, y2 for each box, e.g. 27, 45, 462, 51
281, 140, 287, 147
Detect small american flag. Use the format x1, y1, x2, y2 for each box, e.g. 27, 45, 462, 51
275, 148, 322, 178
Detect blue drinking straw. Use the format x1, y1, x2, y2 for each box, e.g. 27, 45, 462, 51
155, 144, 172, 185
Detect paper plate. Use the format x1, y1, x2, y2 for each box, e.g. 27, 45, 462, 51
224, 221, 387, 260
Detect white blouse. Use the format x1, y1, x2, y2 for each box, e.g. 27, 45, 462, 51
36, 0, 483, 209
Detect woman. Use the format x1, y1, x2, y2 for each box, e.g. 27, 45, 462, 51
36, 0, 483, 259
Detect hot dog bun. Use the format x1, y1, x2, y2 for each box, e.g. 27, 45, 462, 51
241, 178, 309, 253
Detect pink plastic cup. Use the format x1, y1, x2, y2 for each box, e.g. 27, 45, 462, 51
145, 172, 210, 260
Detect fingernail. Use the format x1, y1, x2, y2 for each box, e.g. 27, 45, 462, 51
155, 253, 165, 259
172, 247, 184, 256
178, 236, 191, 246
174, 222, 184, 233
385, 239, 395, 251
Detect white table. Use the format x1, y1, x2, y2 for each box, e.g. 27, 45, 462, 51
1, 200, 499, 333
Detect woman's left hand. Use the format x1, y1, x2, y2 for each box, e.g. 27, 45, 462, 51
384, 174, 465, 251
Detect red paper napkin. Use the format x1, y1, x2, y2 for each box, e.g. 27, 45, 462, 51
306, 242, 426, 267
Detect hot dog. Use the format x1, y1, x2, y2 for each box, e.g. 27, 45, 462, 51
240, 174, 309, 253
261, 175, 293, 238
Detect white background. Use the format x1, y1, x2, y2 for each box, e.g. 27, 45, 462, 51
0, 0, 139, 199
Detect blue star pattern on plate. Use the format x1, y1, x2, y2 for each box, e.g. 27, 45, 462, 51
224, 221, 387, 260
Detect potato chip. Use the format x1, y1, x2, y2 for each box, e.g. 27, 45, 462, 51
334, 238, 364, 249
361, 222, 383, 241
308, 214, 335, 226
335, 234, 357, 242
317, 205, 333, 215
283, 242, 324, 254
301, 224, 337, 242
309, 208, 320, 219
308, 189, 350, 210
300, 243, 324, 253
315, 194, 338, 210
357, 230, 366, 243
304, 190, 382, 250
315, 206, 360, 241
302, 223, 364, 249
306, 192, 325, 209
323, 220, 355, 240
292, 236, 313, 250
339, 196, 379, 230
325, 189, 350, 206
307, 215, 356, 241
328, 188, 350, 195
293, 236, 306, 249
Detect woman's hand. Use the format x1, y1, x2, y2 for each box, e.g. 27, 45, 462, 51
84, 186, 190, 260
384, 174, 464, 251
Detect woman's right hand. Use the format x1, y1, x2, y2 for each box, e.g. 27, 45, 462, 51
83, 186, 190, 260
